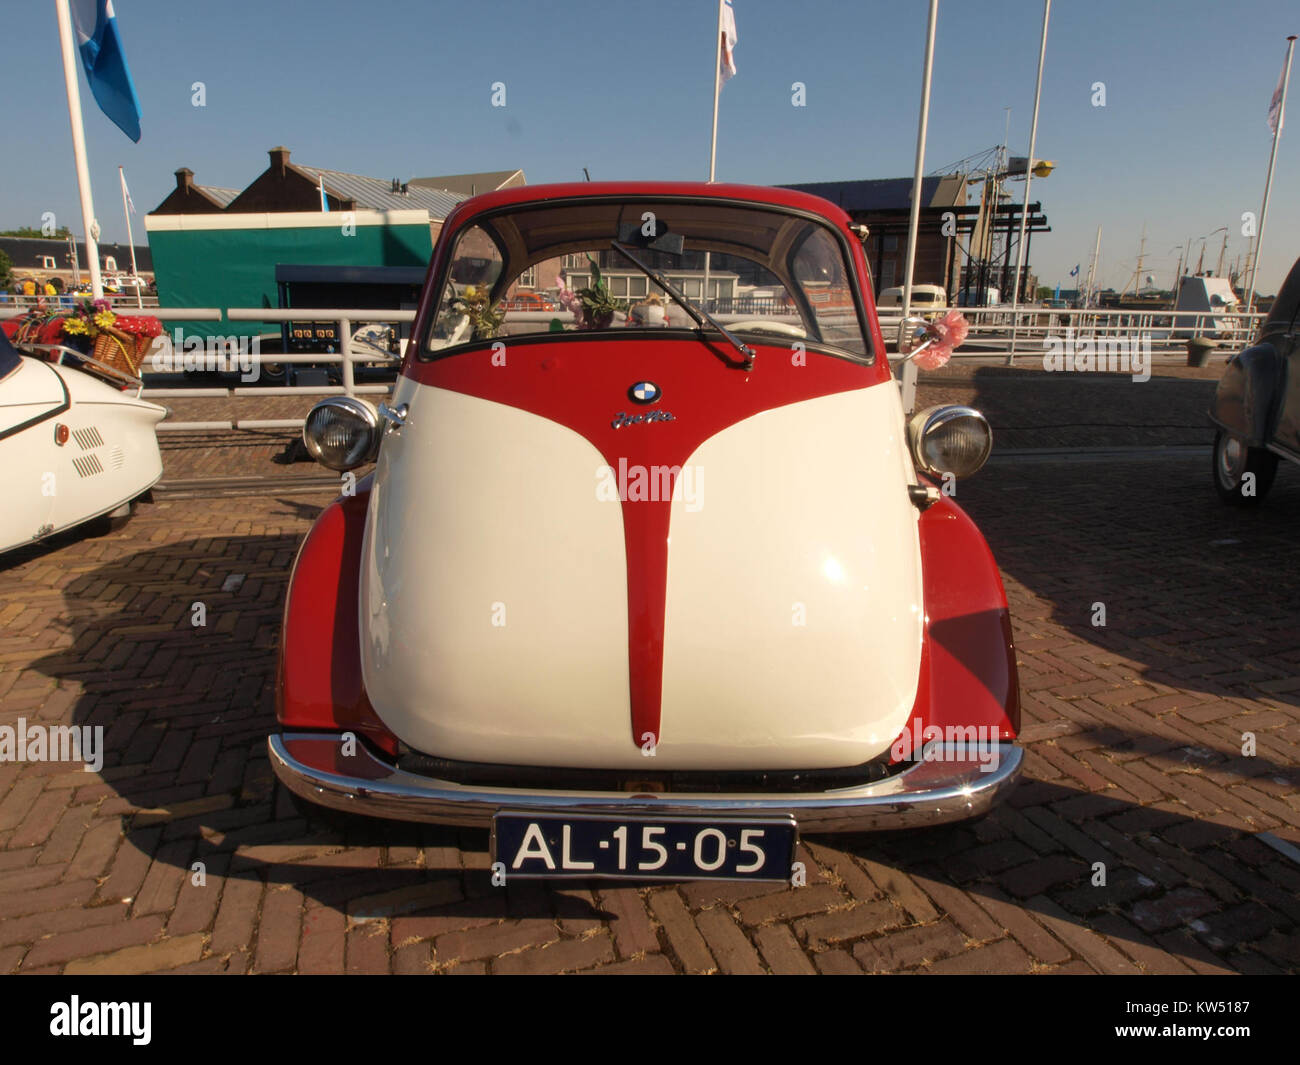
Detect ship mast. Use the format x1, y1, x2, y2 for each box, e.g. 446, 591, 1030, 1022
1084, 225, 1101, 308
1120, 223, 1147, 298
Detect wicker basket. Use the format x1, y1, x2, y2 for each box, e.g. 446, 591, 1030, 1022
90, 327, 148, 376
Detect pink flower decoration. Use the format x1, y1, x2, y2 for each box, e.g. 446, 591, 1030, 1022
913, 309, 968, 369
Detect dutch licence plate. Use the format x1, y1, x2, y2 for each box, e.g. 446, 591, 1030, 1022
491, 812, 798, 882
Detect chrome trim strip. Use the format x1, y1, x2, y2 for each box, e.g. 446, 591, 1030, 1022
269, 733, 1023, 834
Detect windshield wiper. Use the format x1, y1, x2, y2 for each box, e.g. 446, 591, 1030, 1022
610, 241, 756, 369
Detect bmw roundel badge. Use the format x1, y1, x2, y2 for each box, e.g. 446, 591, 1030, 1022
629, 381, 661, 405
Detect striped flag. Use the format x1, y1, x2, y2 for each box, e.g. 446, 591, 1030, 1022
69, 1, 142, 142
720, 1, 738, 84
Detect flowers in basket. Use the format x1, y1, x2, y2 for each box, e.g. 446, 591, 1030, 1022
59, 298, 118, 341
59, 298, 163, 375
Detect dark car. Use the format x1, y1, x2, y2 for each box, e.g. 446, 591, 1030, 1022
1209, 254, 1300, 504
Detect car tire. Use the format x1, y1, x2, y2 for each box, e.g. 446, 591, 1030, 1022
84, 501, 133, 539
1212, 429, 1278, 505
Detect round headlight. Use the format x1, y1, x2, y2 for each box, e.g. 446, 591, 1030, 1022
908, 405, 992, 479
302, 397, 380, 471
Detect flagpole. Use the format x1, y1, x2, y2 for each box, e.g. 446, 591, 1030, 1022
119, 166, 142, 308
1006, 0, 1051, 365
708, 0, 724, 183
703, 1, 726, 311
898, 0, 939, 415
1244, 34, 1296, 322
55, 0, 103, 301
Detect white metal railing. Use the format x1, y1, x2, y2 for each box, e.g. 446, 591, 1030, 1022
146, 308, 415, 431
3, 301, 1267, 434
879, 305, 1265, 357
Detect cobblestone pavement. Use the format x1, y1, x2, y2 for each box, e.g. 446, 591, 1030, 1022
1, 373, 1298, 973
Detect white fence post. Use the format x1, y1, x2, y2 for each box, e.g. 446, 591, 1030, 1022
338, 316, 354, 397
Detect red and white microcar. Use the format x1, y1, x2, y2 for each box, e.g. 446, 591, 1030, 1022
271, 183, 1021, 882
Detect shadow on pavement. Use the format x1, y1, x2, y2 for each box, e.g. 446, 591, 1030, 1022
20, 476, 1299, 970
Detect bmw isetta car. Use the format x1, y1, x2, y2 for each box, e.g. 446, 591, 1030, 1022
270, 182, 1021, 882
1209, 253, 1300, 504
0, 328, 165, 555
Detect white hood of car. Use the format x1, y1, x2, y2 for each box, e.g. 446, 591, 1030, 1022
360, 378, 923, 770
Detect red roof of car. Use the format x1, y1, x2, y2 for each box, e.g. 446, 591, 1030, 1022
439, 181, 852, 230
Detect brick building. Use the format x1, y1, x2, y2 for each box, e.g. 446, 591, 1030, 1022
1, 236, 152, 290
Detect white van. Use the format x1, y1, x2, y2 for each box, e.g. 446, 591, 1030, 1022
876, 284, 948, 312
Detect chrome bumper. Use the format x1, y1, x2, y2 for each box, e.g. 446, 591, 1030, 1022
269, 733, 1023, 833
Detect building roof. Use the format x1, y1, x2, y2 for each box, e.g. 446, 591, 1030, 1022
410, 169, 525, 197
778, 176, 966, 212
295, 165, 467, 217
0, 236, 153, 272
195, 185, 240, 208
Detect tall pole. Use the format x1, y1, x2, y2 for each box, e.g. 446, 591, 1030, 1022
1245, 34, 1295, 319
67, 234, 80, 289
119, 166, 142, 308
708, 0, 724, 183
1006, 0, 1051, 364
704, 0, 726, 309
898, 0, 939, 415
1216, 230, 1228, 278
55, 0, 102, 300
1084, 227, 1101, 308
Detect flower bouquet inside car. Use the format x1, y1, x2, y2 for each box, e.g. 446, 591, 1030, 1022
554, 257, 622, 331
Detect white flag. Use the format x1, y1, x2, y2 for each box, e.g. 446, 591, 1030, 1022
120, 167, 135, 213
1268, 51, 1286, 134
720, 1, 737, 84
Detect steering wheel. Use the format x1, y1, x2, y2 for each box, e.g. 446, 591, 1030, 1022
728, 320, 807, 339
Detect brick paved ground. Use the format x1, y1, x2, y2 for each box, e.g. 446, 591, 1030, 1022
1, 362, 1297, 973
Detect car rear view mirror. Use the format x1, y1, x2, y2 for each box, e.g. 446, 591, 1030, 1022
617, 221, 684, 256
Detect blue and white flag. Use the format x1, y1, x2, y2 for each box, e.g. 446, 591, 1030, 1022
1069, 263, 1080, 277
69, 1, 142, 142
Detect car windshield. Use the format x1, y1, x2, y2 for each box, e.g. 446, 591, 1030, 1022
422, 198, 871, 361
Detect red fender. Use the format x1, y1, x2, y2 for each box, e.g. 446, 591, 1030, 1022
897, 492, 1020, 757
276, 474, 400, 756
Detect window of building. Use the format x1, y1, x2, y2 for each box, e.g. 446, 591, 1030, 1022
883, 236, 899, 252
40, 256, 56, 270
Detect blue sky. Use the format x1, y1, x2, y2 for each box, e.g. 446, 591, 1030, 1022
4, 0, 1297, 291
